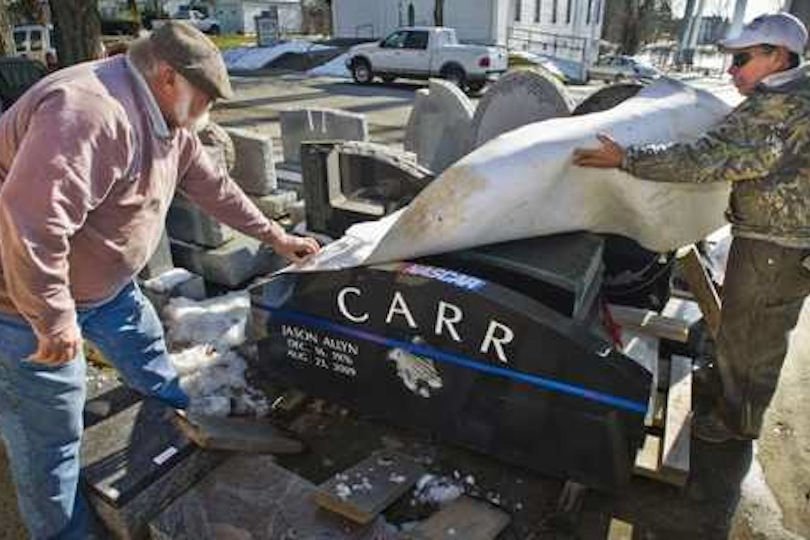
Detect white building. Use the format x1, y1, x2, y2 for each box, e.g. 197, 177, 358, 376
331, 0, 604, 71
214, 0, 303, 34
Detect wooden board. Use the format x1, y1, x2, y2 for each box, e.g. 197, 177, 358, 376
173, 412, 305, 454
676, 245, 721, 337
633, 355, 693, 487
621, 331, 659, 427
608, 304, 690, 343
315, 450, 425, 524
661, 356, 692, 478
405, 496, 510, 540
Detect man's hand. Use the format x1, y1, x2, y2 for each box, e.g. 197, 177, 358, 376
273, 233, 320, 264
572, 133, 626, 169
29, 325, 83, 366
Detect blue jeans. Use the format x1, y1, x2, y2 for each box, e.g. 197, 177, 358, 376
0, 282, 188, 539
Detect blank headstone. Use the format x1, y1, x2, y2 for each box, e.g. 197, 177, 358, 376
280, 107, 368, 166
470, 68, 574, 149
404, 79, 475, 174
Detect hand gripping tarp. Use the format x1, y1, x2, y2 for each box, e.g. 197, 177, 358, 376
298, 79, 732, 272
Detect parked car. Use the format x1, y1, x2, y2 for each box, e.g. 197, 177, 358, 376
12, 24, 57, 69
587, 55, 660, 82
152, 9, 221, 34
346, 27, 508, 93
0, 57, 48, 113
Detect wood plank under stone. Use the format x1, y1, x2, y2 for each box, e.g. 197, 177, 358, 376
173, 412, 305, 454
405, 496, 510, 540
315, 450, 425, 524
676, 245, 721, 337
661, 356, 693, 480
608, 304, 690, 343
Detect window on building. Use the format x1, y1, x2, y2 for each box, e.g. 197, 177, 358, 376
595, 0, 602, 23
535, 0, 541, 22
551, 0, 557, 23
408, 3, 415, 26
566, 0, 572, 23
515, 0, 522, 22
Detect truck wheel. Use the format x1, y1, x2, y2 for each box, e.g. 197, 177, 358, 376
381, 75, 396, 84
352, 59, 374, 84
441, 65, 466, 89
208, 25, 220, 35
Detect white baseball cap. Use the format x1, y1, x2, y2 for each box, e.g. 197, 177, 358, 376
720, 12, 808, 55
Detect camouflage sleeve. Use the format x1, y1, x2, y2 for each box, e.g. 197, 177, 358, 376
623, 95, 787, 184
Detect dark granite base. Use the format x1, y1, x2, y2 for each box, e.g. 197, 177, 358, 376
150, 455, 398, 540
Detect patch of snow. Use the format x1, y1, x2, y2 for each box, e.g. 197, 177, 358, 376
143, 268, 195, 293
225, 41, 334, 71
307, 52, 351, 78
413, 474, 464, 506
164, 291, 250, 351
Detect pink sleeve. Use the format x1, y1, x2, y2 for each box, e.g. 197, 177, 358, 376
177, 132, 284, 245
0, 91, 128, 339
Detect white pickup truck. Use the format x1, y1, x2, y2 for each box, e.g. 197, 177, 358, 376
346, 27, 508, 93
152, 10, 221, 34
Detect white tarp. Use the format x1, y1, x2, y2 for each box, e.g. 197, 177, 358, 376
297, 79, 732, 272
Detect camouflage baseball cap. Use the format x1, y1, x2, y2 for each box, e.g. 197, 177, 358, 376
149, 21, 233, 100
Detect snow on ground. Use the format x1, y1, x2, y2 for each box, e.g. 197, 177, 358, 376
307, 52, 351, 78
224, 41, 334, 71
413, 474, 465, 506
161, 291, 269, 417
163, 291, 250, 351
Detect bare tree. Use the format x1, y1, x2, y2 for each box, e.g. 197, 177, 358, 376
48, 0, 102, 67
0, 3, 14, 56
434, 0, 444, 26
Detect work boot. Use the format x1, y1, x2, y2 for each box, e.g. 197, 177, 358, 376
692, 411, 747, 443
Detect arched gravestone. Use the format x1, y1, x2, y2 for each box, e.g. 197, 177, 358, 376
572, 83, 644, 117
404, 79, 475, 174
469, 68, 574, 150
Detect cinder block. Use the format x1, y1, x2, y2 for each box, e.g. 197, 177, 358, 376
288, 200, 306, 225
226, 128, 277, 195
249, 189, 298, 220
167, 195, 234, 248
170, 233, 287, 288
280, 108, 368, 165
141, 268, 207, 313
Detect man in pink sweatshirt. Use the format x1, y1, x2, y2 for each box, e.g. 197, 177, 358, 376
0, 22, 318, 538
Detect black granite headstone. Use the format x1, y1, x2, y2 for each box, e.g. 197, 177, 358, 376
249, 236, 651, 491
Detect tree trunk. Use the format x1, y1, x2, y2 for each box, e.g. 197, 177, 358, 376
48, 0, 102, 67
434, 0, 444, 26
0, 3, 15, 56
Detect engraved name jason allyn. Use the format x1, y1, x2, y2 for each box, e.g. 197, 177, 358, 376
336, 287, 516, 364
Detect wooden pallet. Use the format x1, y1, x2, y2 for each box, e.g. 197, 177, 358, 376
632, 354, 693, 487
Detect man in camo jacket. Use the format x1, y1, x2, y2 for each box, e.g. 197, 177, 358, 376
573, 12, 810, 443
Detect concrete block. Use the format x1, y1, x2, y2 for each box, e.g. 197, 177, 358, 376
226, 128, 277, 195
288, 199, 306, 225
197, 121, 235, 173
167, 195, 234, 248
470, 68, 573, 149
280, 108, 368, 165
141, 268, 207, 313
171, 233, 287, 288
249, 189, 298, 220
404, 79, 475, 174
139, 230, 174, 280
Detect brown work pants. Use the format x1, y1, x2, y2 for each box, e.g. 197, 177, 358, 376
716, 237, 810, 438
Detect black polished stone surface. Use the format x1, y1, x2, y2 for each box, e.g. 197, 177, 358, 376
249, 237, 651, 491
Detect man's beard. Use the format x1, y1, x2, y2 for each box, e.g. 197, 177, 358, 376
172, 75, 209, 130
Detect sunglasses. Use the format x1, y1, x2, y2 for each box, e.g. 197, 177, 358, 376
730, 46, 776, 69
731, 52, 753, 68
